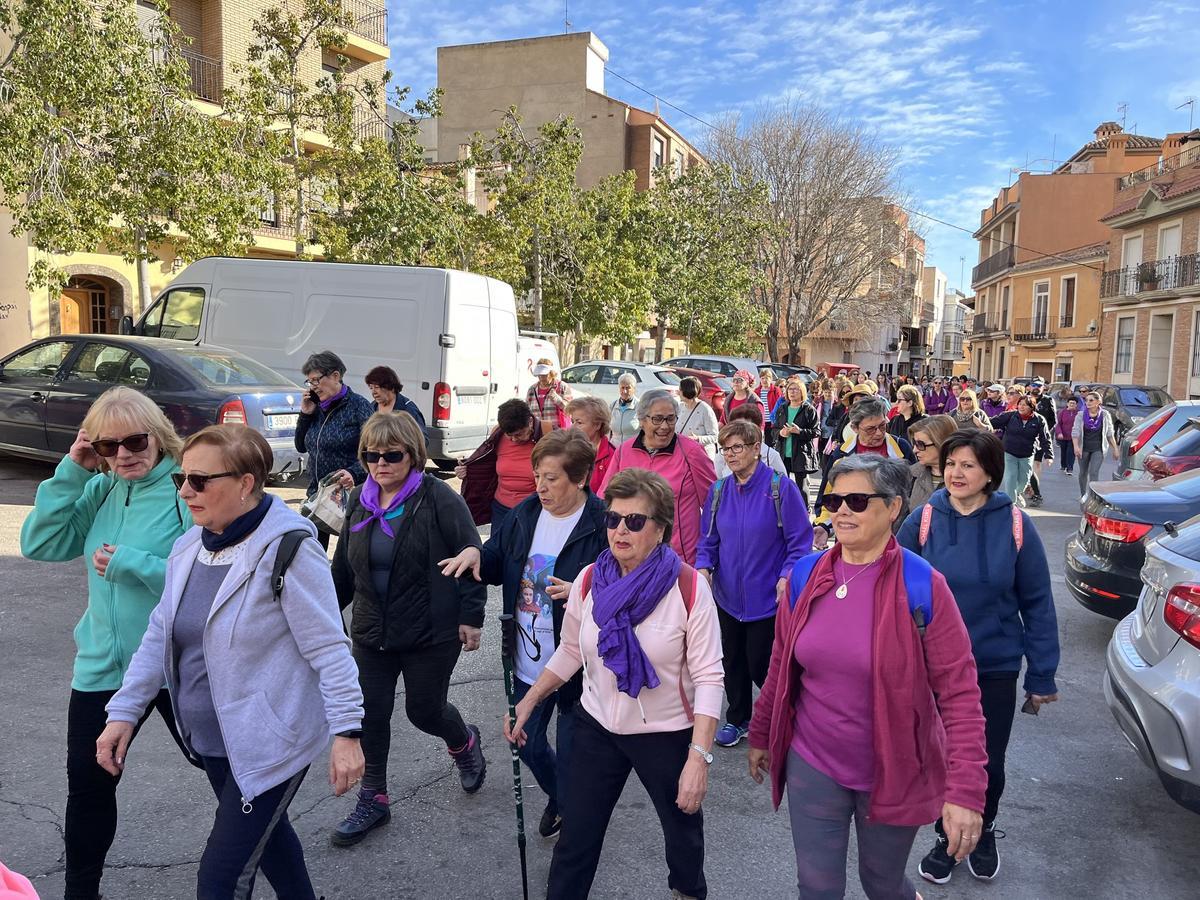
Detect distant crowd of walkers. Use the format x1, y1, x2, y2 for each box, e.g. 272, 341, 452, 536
17, 352, 1063, 900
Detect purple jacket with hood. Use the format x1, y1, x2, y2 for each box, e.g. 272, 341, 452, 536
925, 387, 952, 415
694, 462, 813, 622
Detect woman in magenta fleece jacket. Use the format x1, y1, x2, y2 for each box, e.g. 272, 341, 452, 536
747, 455, 986, 900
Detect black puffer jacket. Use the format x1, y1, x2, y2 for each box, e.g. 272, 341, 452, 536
772, 401, 820, 474
332, 475, 485, 651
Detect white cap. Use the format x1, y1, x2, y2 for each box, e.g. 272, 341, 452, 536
531, 364, 552, 375
987, 384, 1004, 393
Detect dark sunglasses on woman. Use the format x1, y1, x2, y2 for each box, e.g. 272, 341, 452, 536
171, 472, 237, 492
604, 511, 649, 532
823, 492, 885, 513
362, 450, 406, 464
911, 440, 936, 452
90, 433, 150, 457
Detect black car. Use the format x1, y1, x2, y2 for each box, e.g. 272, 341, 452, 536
1065, 469, 1200, 618
1058, 384, 1172, 441
0, 335, 305, 480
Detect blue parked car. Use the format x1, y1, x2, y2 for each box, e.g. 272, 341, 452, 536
0, 335, 305, 482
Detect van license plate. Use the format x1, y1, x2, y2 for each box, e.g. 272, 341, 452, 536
267, 414, 298, 430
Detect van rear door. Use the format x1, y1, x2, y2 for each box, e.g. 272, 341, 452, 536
436, 273, 495, 458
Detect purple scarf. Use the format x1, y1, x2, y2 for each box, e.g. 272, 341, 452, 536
590, 543, 682, 698
352, 469, 423, 538
1082, 405, 1103, 432
320, 383, 349, 412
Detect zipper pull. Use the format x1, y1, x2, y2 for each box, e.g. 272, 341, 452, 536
241, 796, 253, 814
125, 482, 133, 506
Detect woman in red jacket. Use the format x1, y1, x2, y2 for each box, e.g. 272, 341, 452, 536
566, 395, 616, 493
747, 454, 987, 899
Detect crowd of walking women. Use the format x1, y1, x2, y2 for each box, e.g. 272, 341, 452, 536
17, 352, 1064, 900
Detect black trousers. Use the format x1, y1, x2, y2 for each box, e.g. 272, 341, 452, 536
354, 640, 469, 791
935, 673, 1017, 831
65, 688, 187, 900
197, 757, 313, 900
716, 606, 776, 726
547, 710, 706, 900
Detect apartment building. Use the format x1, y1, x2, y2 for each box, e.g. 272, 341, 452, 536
967, 122, 1162, 384
0, 0, 389, 354
950, 289, 973, 377
436, 32, 703, 191
1096, 130, 1200, 397
923, 268, 969, 377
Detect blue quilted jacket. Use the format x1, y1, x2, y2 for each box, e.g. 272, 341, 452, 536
294, 387, 375, 496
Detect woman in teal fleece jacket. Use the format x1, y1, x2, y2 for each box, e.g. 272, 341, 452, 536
19, 387, 191, 900
897, 428, 1060, 887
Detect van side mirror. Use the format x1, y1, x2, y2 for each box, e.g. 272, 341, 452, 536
119, 315, 134, 335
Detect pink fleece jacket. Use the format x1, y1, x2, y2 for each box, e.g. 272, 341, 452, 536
545, 563, 725, 734
598, 433, 717, 565
748, 539, 988, 825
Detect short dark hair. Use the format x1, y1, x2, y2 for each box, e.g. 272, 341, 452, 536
604, 468, 675, 544
182, 425, 272, 498
728, 402, 764, 427
302, 350, 347, 378
531, 428, 596, 485
365, 365, 401, 393
679, 376, 702, 400
939, 430, 1005, 494
497, 399, 534, 434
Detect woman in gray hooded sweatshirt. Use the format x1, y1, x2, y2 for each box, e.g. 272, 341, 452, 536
98, 425, 364, 900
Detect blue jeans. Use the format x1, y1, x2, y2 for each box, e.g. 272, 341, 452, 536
1001, 453, 1032, 507
513, 677, 575, 813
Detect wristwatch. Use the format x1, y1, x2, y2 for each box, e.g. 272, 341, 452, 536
688, 742, 714, 765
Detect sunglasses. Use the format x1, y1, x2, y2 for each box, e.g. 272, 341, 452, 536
91, 433, 150, 457
363, 450, 406, 464
824, 492, 886, 513
171, 472, 237, 492
604, 511, 650, 532
912, 439, 937, 452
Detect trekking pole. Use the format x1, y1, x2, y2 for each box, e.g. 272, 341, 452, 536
498, 613, 530, 900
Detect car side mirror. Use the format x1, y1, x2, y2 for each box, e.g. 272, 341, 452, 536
118, 315, 134, 335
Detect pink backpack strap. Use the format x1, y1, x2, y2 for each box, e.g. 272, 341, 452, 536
1012, 506, 1025, 551
580, 564, 594, 600
918, 503, 934, 546
678, 564, 699, 615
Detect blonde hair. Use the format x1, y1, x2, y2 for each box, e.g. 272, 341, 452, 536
536, 357, 558, 379
566, 395, 611, 436
82, 387, 183, 474
784, 378, 808, 403
181, 425, 272, 497
958, 388, 979, 411
358, 411, 427, 472
896, 384, 925, 415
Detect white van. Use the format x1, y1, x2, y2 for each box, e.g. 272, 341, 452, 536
123, 258, 521, 464
518, 333, 561, 382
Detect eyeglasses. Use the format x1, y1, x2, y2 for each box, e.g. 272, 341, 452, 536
857, 423, 886, 435
172, 472, 237, 492
90, 433, 150, 457
824, 492, 886, 513
912, 439, 937, 452
304, 373, 329, 387
604, 511, 650, 532
647, 415, 677, 427
720, 443, 752, 456
363, 450, 406, 464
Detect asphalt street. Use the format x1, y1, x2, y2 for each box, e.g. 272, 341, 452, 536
2, 454, 1199, 899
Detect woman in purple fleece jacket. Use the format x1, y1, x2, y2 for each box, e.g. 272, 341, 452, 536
695, 420, 813, 748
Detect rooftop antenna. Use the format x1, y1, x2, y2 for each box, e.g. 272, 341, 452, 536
564, 1, 571, 33
1178, 97, 1196, 130
959, 256, 965, 293
1117, 102, 1128, 130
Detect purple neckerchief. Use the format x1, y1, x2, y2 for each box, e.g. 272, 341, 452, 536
589, 543, 682, 698
1082, 406, 1103, 431
352, 469, 423, 538
320, 384, 349, 412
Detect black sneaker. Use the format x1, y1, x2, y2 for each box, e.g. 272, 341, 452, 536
331, 788, 391, 846
538, 803, 562, 838
968, 822, 1004, 880
1029, 495, 1044, 507
449, 723, 487, 793
917, 830, 957, 884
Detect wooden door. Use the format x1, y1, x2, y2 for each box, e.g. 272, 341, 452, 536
59, 290, 89, 334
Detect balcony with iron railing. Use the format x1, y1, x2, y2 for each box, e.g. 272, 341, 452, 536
180, 47, 222, 103
968, 312, 1008, 336
1013, 317, 1055, 343
1100, 253, 1200, 299
919, 301, 936, 324
339, 0, 388, 56
1119, 144, 1200, 190
971, 244, 1016, 286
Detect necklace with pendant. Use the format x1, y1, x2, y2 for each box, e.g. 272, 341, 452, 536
835, 557, 881, 599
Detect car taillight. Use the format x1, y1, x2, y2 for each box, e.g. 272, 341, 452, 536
218, 399, 246, 425
433, 382, 451, 423
1130, 409, 1171, 455
1164, 584, 1200, 649
1145, 454, 1200, 480
1084, 511, 1152, 543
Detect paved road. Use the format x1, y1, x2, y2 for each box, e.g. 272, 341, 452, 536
1, 454, 1199, 899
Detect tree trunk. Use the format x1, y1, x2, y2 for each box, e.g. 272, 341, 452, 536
655, 316, 667, 362
574, 320, 586, 363
134, 227, 151, 315
531, 224, 543, 330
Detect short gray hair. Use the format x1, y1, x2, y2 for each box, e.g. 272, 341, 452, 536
636, 388, 680, 420
618, 373, 637, 388
849, 395, 889, 427
302, 349, 347, 377
827, 454, 911, 501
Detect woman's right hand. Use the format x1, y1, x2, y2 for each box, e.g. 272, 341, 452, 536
504, 697, 535, 747
69, 428, 100, 471
299, 391, 317, 415
96, 721, 135, 776
748, 747, 770, 784
454, 458, 467, 480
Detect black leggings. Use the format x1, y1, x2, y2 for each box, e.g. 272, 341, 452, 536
935, 673, 1017, 829
354, 640, 469, 792
65, 688, 188, 900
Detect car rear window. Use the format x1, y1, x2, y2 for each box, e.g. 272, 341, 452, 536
714, 377, 733, 392
173, 348, 290, 387
654, 371, 681, 386
1121, 388, 1171, 408
1159, 513, 1200, 561
1156, 420, 1200, 456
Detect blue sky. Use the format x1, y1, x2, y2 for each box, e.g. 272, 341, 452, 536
384, 0, 1200, 291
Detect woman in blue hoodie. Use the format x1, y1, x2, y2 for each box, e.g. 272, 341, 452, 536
695, 420, 813, 748
897, 428, 1059, 888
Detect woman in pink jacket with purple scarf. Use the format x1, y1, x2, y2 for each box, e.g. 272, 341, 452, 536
747, 454, 986, 900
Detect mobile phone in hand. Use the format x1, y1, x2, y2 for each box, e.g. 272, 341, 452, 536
1020, 697, 1038, 716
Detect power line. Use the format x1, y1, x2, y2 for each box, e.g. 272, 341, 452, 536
602, 65, 1111, 276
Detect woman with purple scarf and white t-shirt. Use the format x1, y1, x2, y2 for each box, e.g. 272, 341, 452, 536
507, 468, 725, 900
1071, 391, 1118, 496
329, 412, 489, 847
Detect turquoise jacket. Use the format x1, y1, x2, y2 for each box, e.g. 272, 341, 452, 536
20, 455, 191, 691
